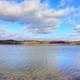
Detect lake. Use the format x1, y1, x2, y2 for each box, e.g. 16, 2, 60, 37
0, 45, 80, 80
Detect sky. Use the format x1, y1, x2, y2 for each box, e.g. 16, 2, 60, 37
0, 0, 80, 41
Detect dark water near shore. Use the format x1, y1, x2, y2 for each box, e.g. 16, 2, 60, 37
0, 45, 80, 80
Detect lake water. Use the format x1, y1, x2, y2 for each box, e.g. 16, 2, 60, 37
0, 45, 80, 80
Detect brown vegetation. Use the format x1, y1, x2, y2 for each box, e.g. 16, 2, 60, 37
0, 40, 80, 45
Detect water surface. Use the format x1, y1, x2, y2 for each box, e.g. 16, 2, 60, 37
0, 45, 80, 79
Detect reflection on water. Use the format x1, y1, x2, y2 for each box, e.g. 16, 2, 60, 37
0, 45, 80, 79
0, 45, 58, 72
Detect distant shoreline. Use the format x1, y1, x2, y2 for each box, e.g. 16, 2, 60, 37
0, 40, 80, 45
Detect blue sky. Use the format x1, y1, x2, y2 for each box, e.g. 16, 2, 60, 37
0, 0, 80, 41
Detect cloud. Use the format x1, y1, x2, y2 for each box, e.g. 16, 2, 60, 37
0, 30, 19, 40
0, 28, 41, 40
0, 0, 75, 33
61, 32, 80, 41
75, 24, 80, 30
73, 24, 80, 34
64, 24, 80, 41
69, 32, 80, 41
0, 28, 22, 40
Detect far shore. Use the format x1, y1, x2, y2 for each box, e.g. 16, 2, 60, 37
0, 40, 80, 45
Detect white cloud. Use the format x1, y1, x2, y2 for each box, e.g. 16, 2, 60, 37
75, 24, 80, 30
61, 32, 80, 41
0, 28, 41, 40
64, 24, 80, 40
76, 24, 80, 29
0, 0, 75, 34
41, 7, 74, 17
